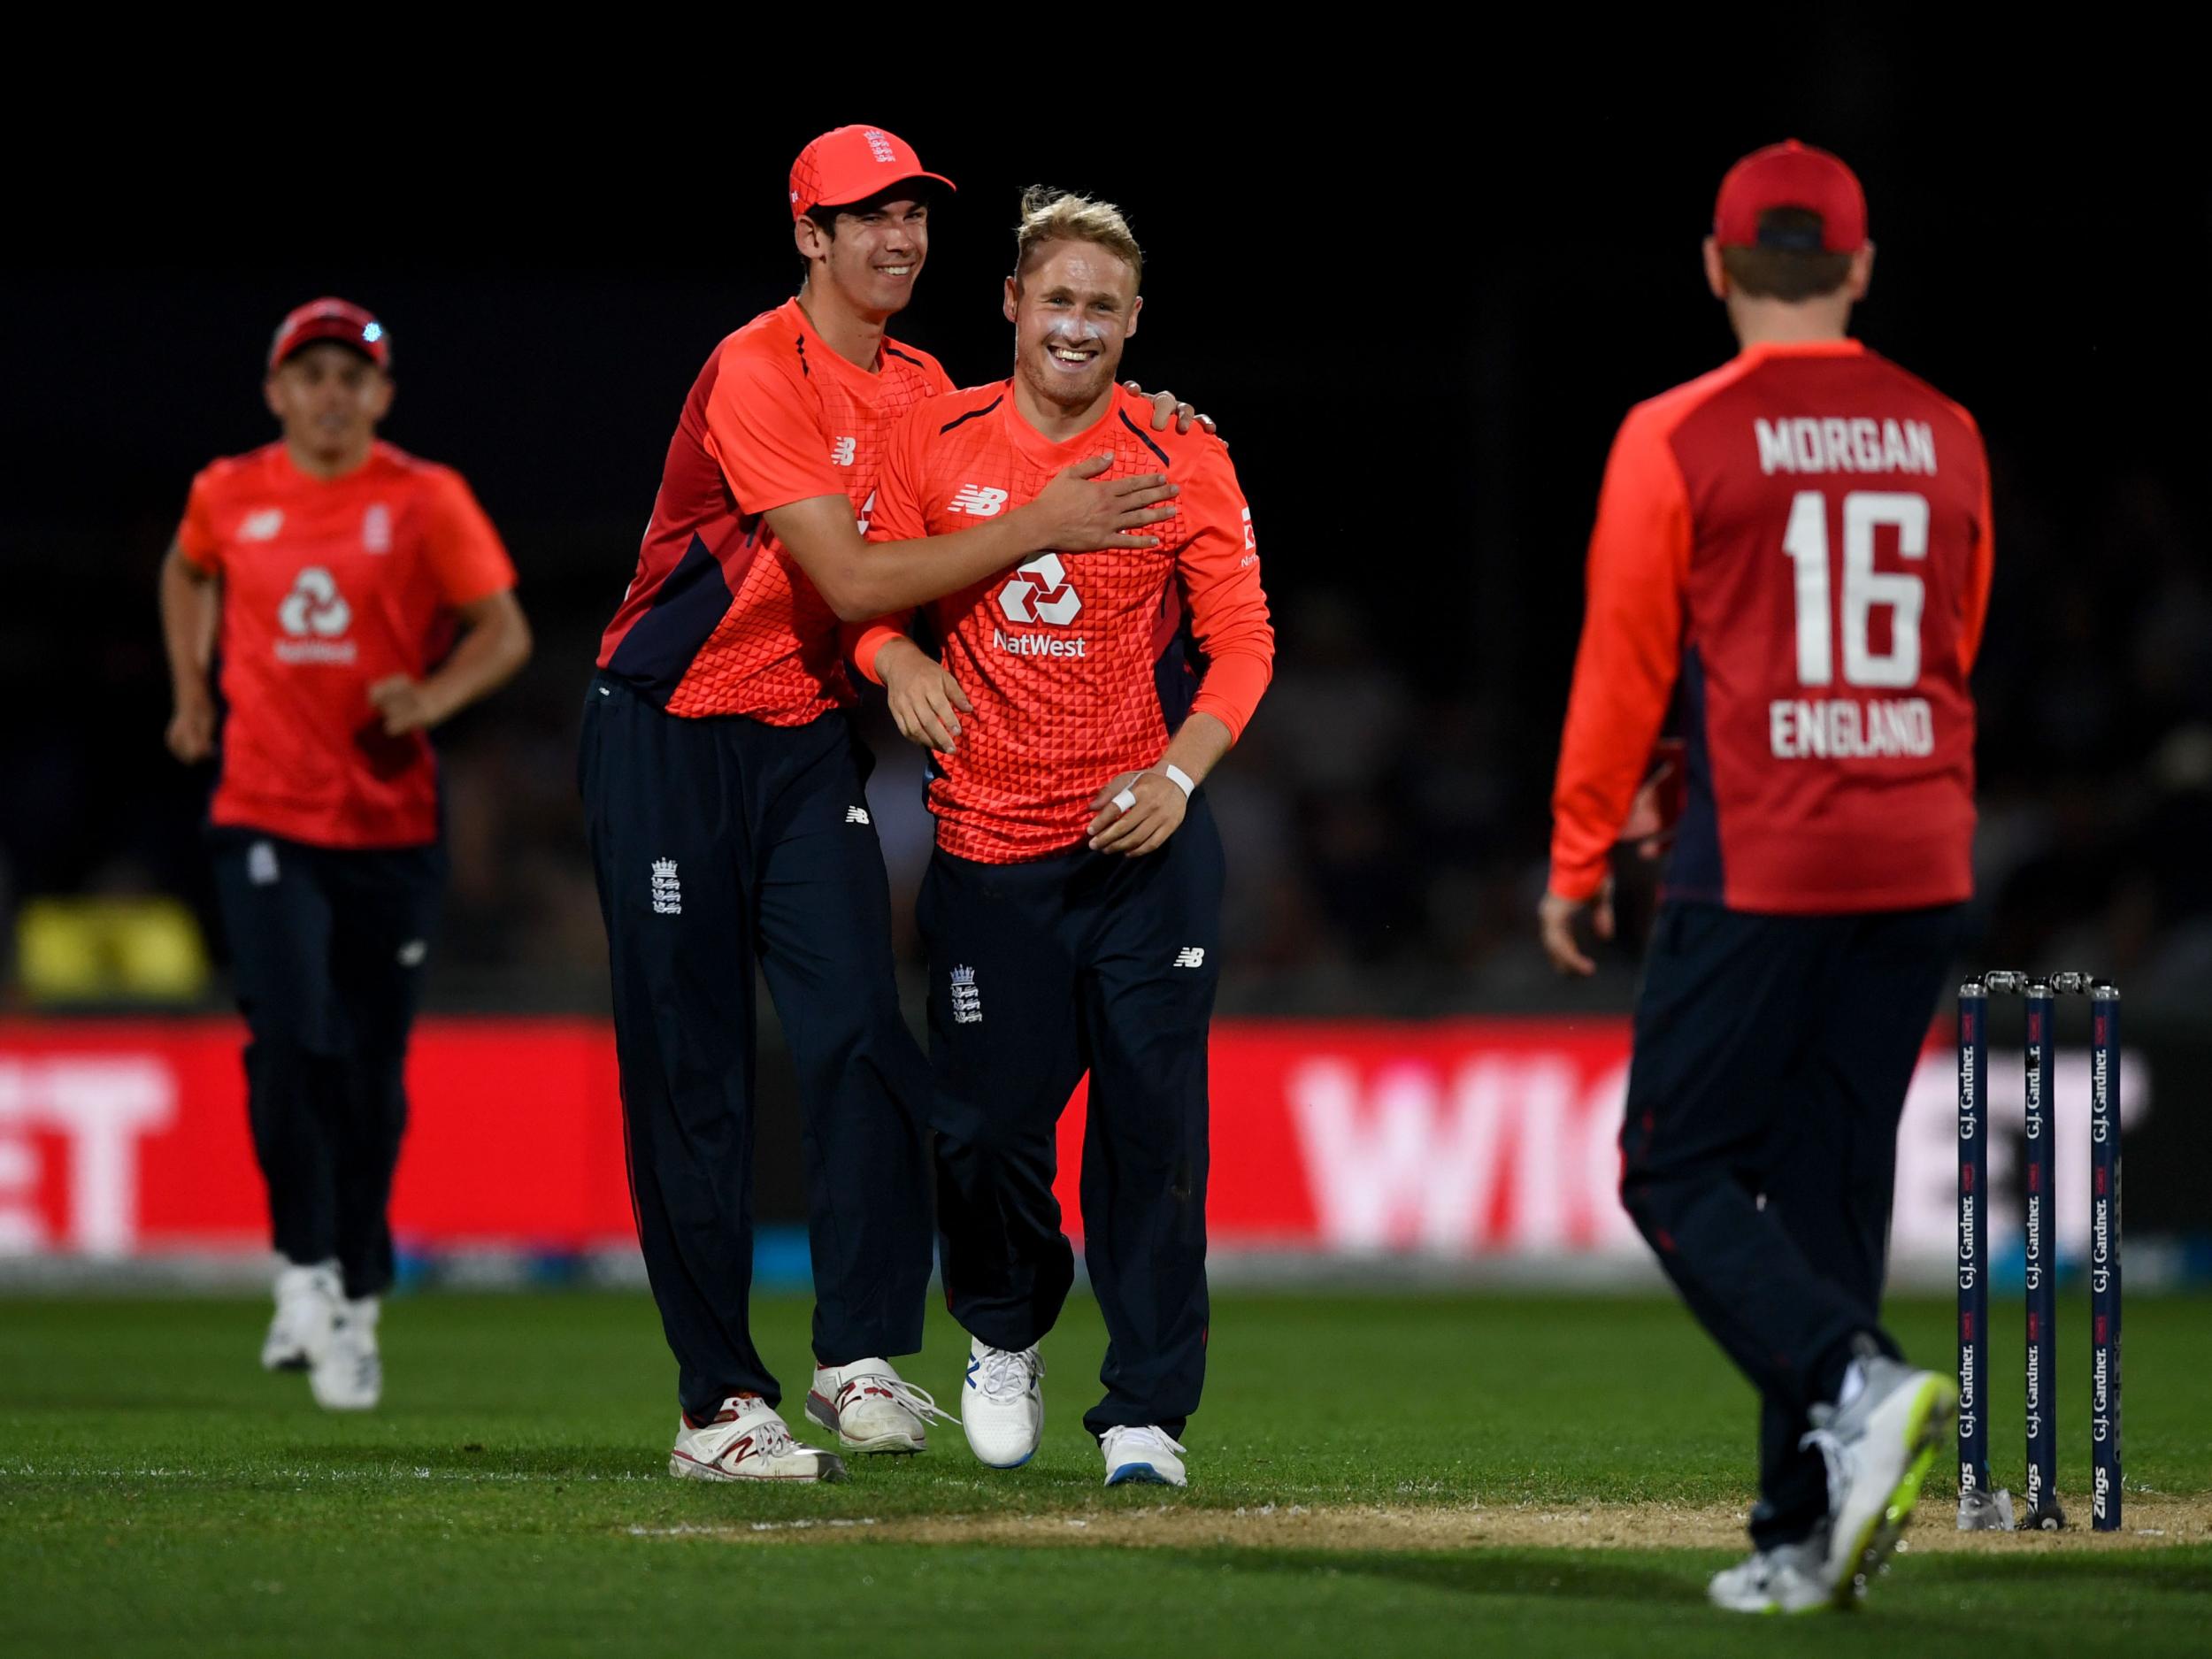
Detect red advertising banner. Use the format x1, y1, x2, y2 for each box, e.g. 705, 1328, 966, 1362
0, 1018, 2149, 1269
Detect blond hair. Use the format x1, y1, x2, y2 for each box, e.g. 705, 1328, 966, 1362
1013, 186, 1143, 289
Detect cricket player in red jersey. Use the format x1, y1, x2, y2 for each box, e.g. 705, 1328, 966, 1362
159, 298, 532, 1411
853, 188, 1272, 1489
1542, 142, 1993, 1612
584, 128, 1193, 1484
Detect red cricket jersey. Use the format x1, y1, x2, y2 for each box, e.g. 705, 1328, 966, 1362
176, 442, 517, 849
595, 298, 953, 721
1549, 339, 1993, 913
857, 382, 1273, 864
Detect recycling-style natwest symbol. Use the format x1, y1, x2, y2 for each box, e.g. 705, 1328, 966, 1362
997, 553, 1081, 626
278, 566, 352, 638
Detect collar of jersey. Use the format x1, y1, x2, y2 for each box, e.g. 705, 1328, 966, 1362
783, 296, 902, 387
272, 441, 387, 488
997, 379, 1129, 464
1737, 337, 1866, 364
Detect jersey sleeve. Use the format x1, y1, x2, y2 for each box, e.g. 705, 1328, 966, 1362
1548, 404, 1694, 902
175, 469, 222, 574
421, 468, 518, 607
847, 403, 933, 684
1177, 442, 1273, 741
703, 342, 842, 514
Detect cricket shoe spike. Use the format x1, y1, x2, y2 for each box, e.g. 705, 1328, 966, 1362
806, 1357, 957, 1454
310, 1296, 381, 1411
962, 1337, 1044, 1469
670, 1394, 848, 1483
1802, 1354, 1956, 1608
1707, 1531, 1832, 1614
262, 1260, 340, 1372
1102, 1425, 1187, 1488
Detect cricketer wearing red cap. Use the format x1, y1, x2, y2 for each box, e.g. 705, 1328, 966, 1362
1538, 142, 1992, 1612
158, 298, 532, 1413
581, 126, 1200, 1485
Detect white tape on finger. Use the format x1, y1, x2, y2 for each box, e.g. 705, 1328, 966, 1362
1113, 787, 1138, 814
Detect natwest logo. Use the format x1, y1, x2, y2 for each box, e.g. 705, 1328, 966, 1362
274, 567, 357, 664
998, 553, 1081, 626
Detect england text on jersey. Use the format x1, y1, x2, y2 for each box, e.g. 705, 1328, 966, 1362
1549, 339, 1993, 914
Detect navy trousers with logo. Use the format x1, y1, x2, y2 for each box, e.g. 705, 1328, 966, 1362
1618, 899, 1963, 1548
209, 828, 445, 1302
922, 795, 1224, 1440
580, 676, 934, 1423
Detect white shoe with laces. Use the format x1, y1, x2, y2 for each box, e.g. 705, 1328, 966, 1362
1707, 1531, 1832, 1614
670, 1393, 847, 1483
962, 1337, 1044, 1469
1102, 1425, 1187, 1488
310, 1295, 382, 1411
806, 1357, 956, 1454
261, 1261, 339, 1372
1802, 1355, 1955, 1607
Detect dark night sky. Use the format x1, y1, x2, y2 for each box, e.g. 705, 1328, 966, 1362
3, 61, 2202, 926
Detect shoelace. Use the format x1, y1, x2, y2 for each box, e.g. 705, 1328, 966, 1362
848, 1374, 961, 1427
718, 1412, 797, 1463
1105, 1426, 1185, 1459
975, 1347, 1041, 1403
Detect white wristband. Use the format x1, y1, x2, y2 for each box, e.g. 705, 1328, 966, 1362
1164, 764, 1196, 797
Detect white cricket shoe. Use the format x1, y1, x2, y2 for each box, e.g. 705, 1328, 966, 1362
806, 1357, 956, 1454
1802, 1356, 1955, 1607
962, 1337, 1044, 1469
669, 1394, 847, 1483
310, 1296, 382, 1411
1707, 1532, 1832, 1614
261, 1261, 339, 1372
1101, 1425, 1187, 1488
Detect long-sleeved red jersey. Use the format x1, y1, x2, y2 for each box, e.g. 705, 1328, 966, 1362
1549, 339, 1993, 914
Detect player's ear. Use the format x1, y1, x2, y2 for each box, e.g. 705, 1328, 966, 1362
795, 217, 825, 265
367, 373, 396, 422
1125, 295, 1143, 339
262, 372, 285, 422
1701, 235, 1728, 302
1002, 275, 1019, 325
1847, 242, 1876, 302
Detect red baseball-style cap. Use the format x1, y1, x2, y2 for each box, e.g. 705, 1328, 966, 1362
1713, 140, 1867, 253
789, 125, 955, 221
268, 297, 390, 371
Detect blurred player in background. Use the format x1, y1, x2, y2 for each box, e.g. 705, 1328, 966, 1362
159, 298, 532, 1410
855, 188, 1272, 1488
582, 128, 1195, 1485
1540, 142, 1993, 1610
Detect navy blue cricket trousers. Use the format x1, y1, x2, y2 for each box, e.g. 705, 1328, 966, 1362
209, 827, 445, 1302
921, 795, 1224, 1440
1619, 899, 1962, 1548
580, 677, 934, 1423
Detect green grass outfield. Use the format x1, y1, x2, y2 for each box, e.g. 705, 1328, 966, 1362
4, 1289, 2208, 1656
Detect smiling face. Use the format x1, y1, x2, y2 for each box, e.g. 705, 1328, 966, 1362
1004, 239, 1141, 416
263, 342, 392, 467
796, 193, 931, 319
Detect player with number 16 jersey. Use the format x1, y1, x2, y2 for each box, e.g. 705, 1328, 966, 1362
1542, 142, 1992, 1613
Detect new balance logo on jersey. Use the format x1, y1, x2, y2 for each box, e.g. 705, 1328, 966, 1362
949, 484, 1010, 518
997, 553, 1081, 626
1174, 948, 1207, 970
832, 436, 856, 466
650, 858, 682, 916
362, 502, 392, 553
241, 508, 285, 541
949, 964, 982, 1025
845, 806, 872, 825
274, 568, 357, 664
